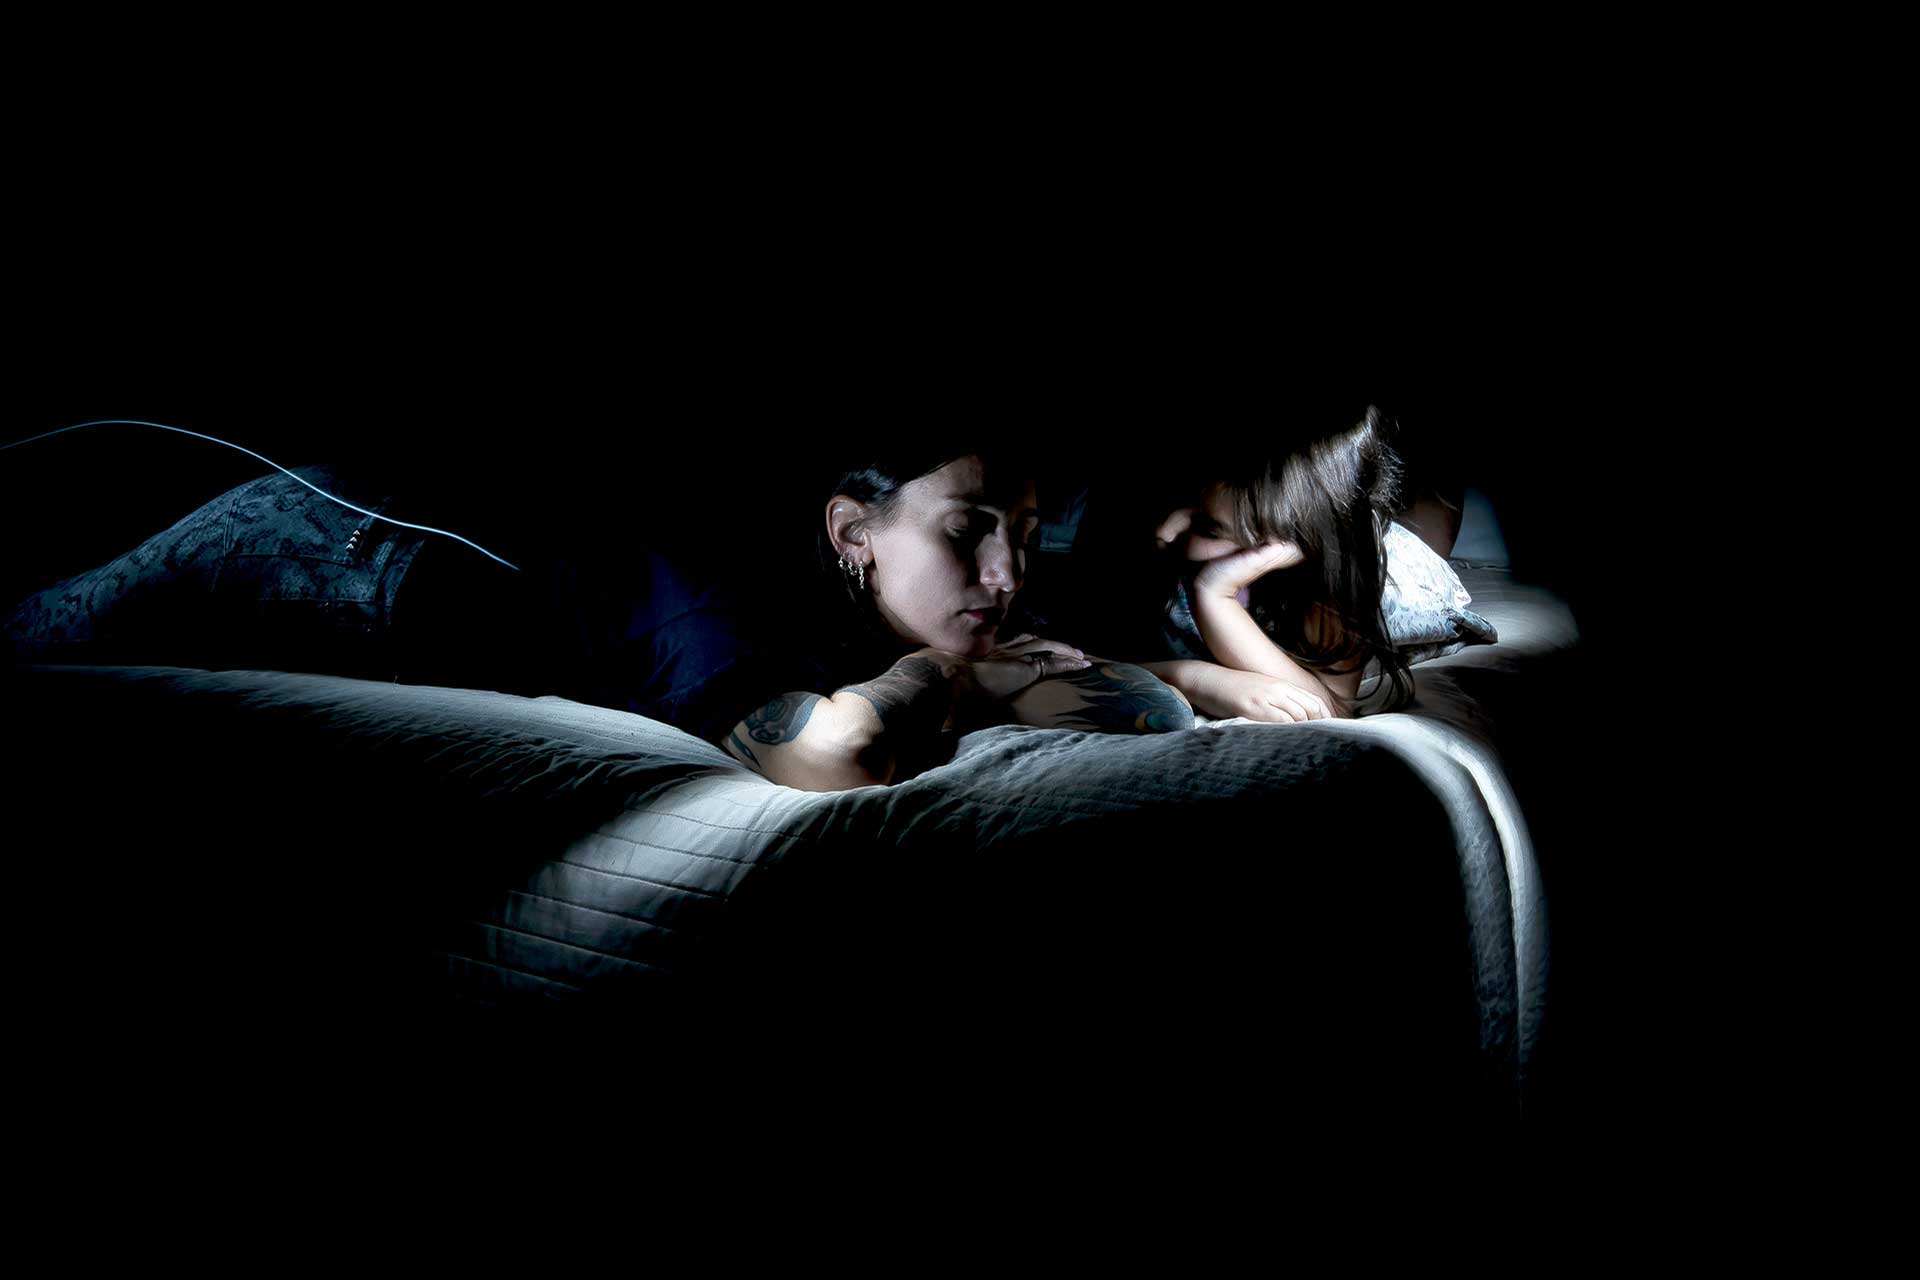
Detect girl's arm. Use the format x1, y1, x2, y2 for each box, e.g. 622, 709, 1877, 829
1188, 595, 1361, 717
1137, 659, 1340, 724
1186, 543, 1362, 719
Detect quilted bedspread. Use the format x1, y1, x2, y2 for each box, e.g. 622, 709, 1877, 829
5, 567, 1576, 1122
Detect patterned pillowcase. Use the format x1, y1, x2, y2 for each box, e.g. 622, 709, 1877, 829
1376, 521, 1498, 664
1160, 521, 1498, 667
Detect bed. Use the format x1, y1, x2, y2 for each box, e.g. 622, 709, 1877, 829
5, 558, 1577, 1130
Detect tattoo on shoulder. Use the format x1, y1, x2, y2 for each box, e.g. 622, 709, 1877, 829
839, 655, 948, 734
742, 692, 824, 745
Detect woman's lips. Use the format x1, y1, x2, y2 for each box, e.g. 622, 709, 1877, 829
963, 608, 1005, 627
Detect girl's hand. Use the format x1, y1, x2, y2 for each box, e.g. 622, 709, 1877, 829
1191, 541, 1306, 599
969, 633, 1092, 701
1189, 663, 1337, 723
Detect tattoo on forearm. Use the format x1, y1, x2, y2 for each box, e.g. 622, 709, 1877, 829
838, 654, 965, 779
743, 692, 824, 745
839, 655, 955, 736
1037, 662, 1196, 734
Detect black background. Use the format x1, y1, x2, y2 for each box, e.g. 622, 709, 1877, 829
9, 144, 1704, 1152
8, 256, 1612, 623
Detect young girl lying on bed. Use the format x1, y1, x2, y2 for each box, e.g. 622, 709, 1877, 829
1008, 407, 1428, 728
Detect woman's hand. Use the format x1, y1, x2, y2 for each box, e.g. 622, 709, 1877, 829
967, 633, 1092, 701
1191, 540, 1306, 600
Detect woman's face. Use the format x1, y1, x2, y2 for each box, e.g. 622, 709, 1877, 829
1155, 483, 1245, 563
859, 455, 1039, 658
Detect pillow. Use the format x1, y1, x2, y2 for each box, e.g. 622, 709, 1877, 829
1377, 520, 1499, 662
1158, 520, 1498, 669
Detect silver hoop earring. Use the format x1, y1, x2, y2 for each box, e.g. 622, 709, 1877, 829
838, 554, 867, 591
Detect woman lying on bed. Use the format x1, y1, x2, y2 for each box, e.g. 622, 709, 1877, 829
0, 441, 1196, 793
710, 447, 1197, 792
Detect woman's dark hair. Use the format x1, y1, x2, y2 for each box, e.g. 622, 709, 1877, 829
1209, 407, 1414, 713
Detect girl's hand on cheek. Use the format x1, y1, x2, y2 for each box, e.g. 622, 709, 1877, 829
1192, 541, 1306, 599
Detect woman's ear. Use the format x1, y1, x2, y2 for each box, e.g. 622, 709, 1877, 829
825, 495, 872, 562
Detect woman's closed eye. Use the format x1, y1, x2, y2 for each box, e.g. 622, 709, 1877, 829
951, 515, 1030, 544
950, 513, 1038, 568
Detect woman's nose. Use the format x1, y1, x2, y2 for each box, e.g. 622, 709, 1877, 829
978, 533, 1020, 592
1155, 507, 1196, 549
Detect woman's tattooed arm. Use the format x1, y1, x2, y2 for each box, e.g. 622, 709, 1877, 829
720, 649, 973, 790
836, 651, 972, 780
839, 654, 963, 738
724, 692, 825, 769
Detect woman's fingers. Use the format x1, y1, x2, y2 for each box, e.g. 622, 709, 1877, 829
995, 636, 1085, 661
1014, 651, 1090, 699
970, 651, 1092, 702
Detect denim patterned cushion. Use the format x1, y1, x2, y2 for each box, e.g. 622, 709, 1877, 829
5, 464, 429, 674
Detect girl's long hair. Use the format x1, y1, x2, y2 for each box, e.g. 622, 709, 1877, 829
1208, 407, 1414, 713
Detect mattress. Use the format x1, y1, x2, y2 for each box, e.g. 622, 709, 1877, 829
4, 565, 1577, 1121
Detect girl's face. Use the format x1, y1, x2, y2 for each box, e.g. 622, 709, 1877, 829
1155, 483, 1246, 563
862, 455, 1040, 658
